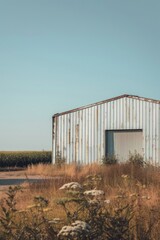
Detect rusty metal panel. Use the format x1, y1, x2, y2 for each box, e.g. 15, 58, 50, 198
52, 95, 160, 165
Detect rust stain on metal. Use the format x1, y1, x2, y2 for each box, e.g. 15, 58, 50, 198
68, 129, 71, 144
75, 124, 79, 162
127, 106, 130, 122
96, 106, 98, 129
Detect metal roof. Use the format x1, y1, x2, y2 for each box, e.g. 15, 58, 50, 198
53, 94, 160, 117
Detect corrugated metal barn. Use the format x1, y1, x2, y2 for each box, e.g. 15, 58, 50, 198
52, 94, 160, 165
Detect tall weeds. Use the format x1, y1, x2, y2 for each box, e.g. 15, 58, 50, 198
0, 162, 160, 239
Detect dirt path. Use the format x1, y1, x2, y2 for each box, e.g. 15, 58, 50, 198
0, 170, 46, 197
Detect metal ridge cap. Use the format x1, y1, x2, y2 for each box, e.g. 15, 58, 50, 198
52, 94, 129, 117
52, 94, 160, 117
127, 94, 160, 103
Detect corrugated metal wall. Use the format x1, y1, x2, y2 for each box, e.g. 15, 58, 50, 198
52, 96, 160, 165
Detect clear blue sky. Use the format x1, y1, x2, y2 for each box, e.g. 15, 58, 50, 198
0, 0, 159, 150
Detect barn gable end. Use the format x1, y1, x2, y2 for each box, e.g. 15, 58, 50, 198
52, 95, 160, 165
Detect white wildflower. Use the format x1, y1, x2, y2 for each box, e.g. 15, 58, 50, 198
49, 218, 61, 224
121, 174, 129, 179
115, 195, 126, 199
141, 195, 151, 200
59, 182, 82, 190
104, 199, 110, 204
88, 199, 99, 205
57, 220, 90, 237
84, 190, 105, 196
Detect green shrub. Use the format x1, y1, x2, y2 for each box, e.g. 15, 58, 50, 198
128, 152, 145, 167
101, 155, 118, 165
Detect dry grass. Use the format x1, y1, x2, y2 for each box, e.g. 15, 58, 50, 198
27, 163, 100, 179
25, 162, 160, 208
27, 162, 160, 186
1, 162, 160, 239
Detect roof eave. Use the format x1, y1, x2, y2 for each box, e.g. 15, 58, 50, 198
52, 94, 160, 117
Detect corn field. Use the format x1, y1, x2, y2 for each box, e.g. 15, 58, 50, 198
0, 151, 51, 168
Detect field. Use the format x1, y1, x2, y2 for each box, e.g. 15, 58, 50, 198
0, 160, 160, 239
0, 151, 51, 168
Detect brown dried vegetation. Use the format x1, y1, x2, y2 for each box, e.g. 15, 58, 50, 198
0, 161, 160, 239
